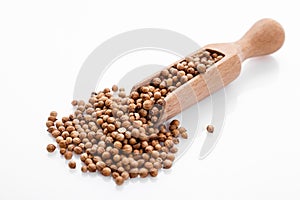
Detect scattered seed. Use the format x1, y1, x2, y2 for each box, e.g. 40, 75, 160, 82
112, 85, 118, 92
68, 160, 76, 169
206, 125, 214, 133
115, 176, 124, 185
46, 144, 56, 153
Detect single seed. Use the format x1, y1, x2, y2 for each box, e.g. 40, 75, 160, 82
50, 111, 58, 117
206, 125, 214, 133
112, 172, 120, 179
121, 171, 130, 180
71, 100, 78, 106
67, 144, 75, 151
139, 168, 148, 178
118, 127, 126, 133
81, 166, 88, 173
149, 168, 158, 177
112, 85, 118, 92
102, 152, 111, 160
107, 124, 116, 132
123, 144, 133, 154
129, 168, 139, 178
153, 162, 162, 169
115, 176, 124, 185
154, 92, 161, 100
55, 136, 64, 143
96, 161, 106, 171
161, 69, 169, 77
59, 148, 66, 155
144, 162, 153, 169
59, 140, 67, 148
86, 163, 96, 172
64, 151, 73, 160
74, 146, 83, 154
85, 158, 93, 165
101, 167, 111, 176
52, 130, 61, 138
181, 131, 188, 139
170, 119, 180, 127
188, 61, 195, 67
114, 141, 122, 149
68, 161, 76, 169
166, 153, 175, 161
46, 144, 56, 153
163, 159, 173, 169
180, 75, 188, 83
196, 64, 206, 73
143, 100, 153, 110
152, 77, 161, 87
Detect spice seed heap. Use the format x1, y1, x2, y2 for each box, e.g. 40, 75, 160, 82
45, 49, 223, 185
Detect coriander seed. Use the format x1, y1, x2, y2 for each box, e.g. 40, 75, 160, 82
50, 111, 58, 117
112, 85, 118, 92
115, 176, 124, 185
46, 144, 56, 153
149, 168, 158, 177
139, 168, 148, 178
68, 160, 76, 169
64, 151, 73, 160
88, 163, 97, 172
206, 125, 214, 133
81, 166, 88, 173
101, 167, 111, 176
163, 159, 173, 169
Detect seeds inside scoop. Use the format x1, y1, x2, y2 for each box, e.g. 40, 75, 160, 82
45, 49, 223, 185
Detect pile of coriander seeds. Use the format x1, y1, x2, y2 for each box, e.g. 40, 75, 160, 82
45, 49, 223, 185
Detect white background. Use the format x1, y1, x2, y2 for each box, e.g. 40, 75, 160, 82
0, 0, 299, 199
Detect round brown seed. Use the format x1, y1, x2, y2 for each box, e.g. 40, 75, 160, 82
112, 85, 118, 92
129, 168, 139, 178
123, 144, 132, 154
207, 125, 214, 133
81, 165, 88, 173
149, 168, 158, 177
74, 146, 83, 154
68, 160, 76, 169
101, 167, 111, 176
143, 100, 153, 110
163, 159, 173, 169
88, 163, 97, 172
181, 131, 188, 139
59, 148, 66, 155
113, 141, 122, 149
139, 168, 148, 178
112, 172, 120, 179
121, 171, 130, 180
50, 111, 58, 117
46, 144, 56, 153
64, 151, 73, 160
115, 176, 124, 185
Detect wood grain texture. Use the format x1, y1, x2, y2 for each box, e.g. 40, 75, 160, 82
236, 18, 285, 61
131, 18, 285, 122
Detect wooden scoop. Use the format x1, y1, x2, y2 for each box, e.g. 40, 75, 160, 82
131, 18, 285, 122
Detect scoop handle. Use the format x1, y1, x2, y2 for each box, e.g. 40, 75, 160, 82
236, 18, 285, 61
